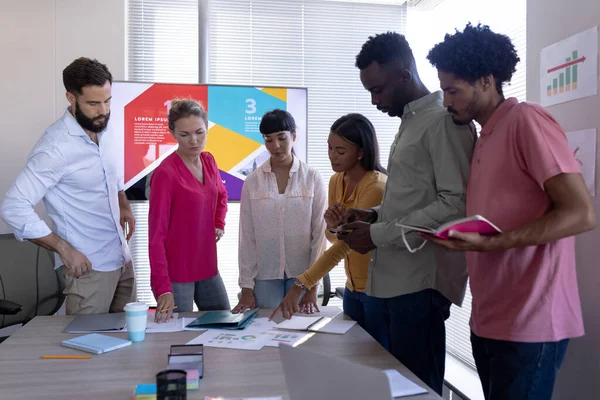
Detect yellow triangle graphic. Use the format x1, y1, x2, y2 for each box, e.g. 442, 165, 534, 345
262, 87, 287, 102
205, 124, 262, 171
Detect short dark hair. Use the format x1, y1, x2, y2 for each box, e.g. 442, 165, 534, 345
355, 32, 414, 70
427, 23, 519, 95
63, 57, 112, 95
168, 99, 208, 131
259, 109, 297, 135
330, 114, 386, 174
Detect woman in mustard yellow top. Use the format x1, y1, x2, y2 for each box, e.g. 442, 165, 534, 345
272, 113, 387, 343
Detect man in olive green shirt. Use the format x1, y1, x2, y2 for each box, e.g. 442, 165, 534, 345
338, 32, 475, 396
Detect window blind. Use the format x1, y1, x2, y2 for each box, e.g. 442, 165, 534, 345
128, 0, 199, 83
127, 0, 200, 307
407, 0, 527, 369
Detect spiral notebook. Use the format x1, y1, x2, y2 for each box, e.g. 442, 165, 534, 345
61, 333, 132, 355
275, 316, 356, 335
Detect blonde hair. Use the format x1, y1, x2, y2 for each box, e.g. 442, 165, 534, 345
167, 98, 208, 132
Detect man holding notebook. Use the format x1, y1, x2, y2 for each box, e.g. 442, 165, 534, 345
0, 58, 136, 315
336, 32, 475, 395
426, 24, 595, 400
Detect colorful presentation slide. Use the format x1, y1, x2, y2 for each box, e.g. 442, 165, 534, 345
110, 82, 307, 201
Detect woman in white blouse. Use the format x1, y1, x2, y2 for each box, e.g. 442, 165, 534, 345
232, 109, 326, 312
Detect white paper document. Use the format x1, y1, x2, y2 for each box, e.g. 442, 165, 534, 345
567, 129, 597, 196
383, 369, 428, 398
297, 305, 342, 317
200, 318, 312, 348
144, 313, 185, 333
187, 329, 268, 350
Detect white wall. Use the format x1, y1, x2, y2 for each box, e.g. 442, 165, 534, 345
0, 0, 126, 234
527, 1, 600, 398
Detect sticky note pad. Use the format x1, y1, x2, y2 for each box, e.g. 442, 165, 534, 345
185, 369, 199, 390
133, 383, 156, 400
185, 369, 199, 381
187, 379, 199, 390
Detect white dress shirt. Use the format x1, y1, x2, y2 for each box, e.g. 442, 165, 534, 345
238, 156, 327, 289
0, 109, 131, 272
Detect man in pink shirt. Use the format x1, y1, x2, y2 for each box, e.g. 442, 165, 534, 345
426, 23, 596, 400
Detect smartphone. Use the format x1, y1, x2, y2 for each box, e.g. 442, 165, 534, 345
169, 344, 204, 378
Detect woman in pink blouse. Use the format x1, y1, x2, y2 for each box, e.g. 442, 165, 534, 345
149, 99, 230, 322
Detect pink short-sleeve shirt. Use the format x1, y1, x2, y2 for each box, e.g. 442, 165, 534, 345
467, 98, 584, 343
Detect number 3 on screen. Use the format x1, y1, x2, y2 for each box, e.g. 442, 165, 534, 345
245, 98, 256, 114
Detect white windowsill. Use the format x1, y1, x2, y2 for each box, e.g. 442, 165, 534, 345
445, 353, 485, 400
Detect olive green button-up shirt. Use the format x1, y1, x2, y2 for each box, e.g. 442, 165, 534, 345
366, 91, 475, 306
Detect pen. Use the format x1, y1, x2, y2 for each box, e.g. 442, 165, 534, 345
42, 355, 92, 359
160, 306, 178, 313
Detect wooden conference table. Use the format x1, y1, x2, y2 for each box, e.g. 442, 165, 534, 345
0, 307, 441, 399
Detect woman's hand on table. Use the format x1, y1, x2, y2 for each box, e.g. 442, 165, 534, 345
298, 286, 320, 315
232, 288, 255, 313
155, 292, 175, 323
270, 285, 304, 320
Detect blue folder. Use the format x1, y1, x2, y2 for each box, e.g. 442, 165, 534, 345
61, 333, 132, 354
185, 309, 258, 330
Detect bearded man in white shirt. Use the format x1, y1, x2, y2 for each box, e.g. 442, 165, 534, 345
0, 57, 136, 315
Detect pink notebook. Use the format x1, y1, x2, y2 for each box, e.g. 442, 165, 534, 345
396, 215, 501, 240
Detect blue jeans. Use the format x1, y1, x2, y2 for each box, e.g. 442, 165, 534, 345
368, 289, 451, 396
343, 288, 389, 350
471, 332, 570, 400
253, 273, 296, 309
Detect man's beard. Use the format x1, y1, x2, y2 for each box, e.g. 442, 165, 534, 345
448, 93, 479, 126
75, 103, 110, 133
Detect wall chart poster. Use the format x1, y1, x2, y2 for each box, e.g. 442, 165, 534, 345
540, 26, 598, 107
567, 128, 597, 197
111, 82, 307, 201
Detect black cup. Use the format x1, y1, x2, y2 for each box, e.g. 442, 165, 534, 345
156, 369, 187, 400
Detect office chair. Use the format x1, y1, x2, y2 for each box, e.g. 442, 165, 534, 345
318, 273, 332, 306
0, 235, 65, 343
321, 284, 345, 306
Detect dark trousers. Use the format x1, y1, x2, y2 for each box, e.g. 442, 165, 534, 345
471, 332, 569, 400
343, 288, 390, 350
365, 289, 451, 396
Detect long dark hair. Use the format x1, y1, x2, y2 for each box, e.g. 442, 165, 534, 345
330, 113, 386, 173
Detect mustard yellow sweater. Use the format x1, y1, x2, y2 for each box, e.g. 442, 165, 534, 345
297, 170, 387, 292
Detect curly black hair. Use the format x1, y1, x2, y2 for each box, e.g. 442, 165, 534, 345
427, 23, 520, 95
356, 32, 414, 70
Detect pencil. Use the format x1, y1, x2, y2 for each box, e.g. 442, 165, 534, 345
42, 355, 92, 359
160, 306, 178, 313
